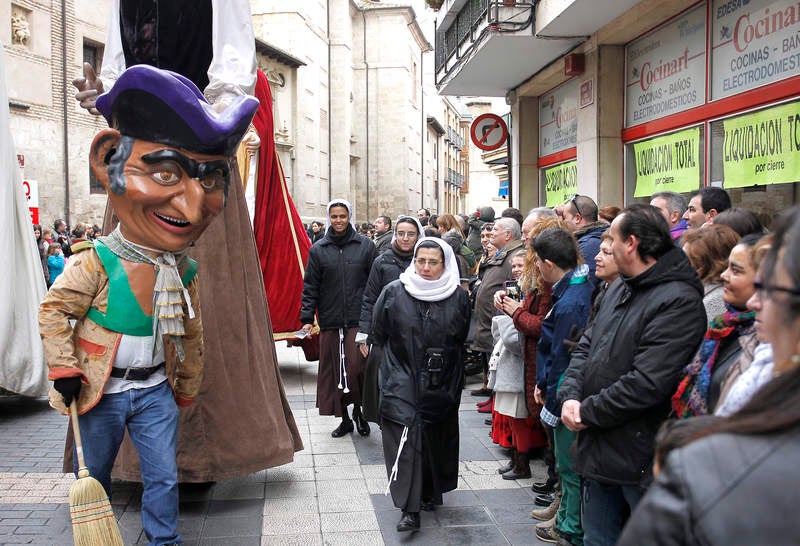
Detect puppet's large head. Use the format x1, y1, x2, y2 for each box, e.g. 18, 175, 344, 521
91, 65, 258, 252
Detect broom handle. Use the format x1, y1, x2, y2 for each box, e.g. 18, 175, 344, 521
69, 401, 90, 478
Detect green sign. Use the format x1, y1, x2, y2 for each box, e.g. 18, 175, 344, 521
723, 101, 800, 189
544, 160, 577, 207
633, 127, 700, 197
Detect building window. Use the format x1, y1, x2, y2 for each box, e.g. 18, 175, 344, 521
498, 180, 509, 197
83, 40, 103, 74
411, 60, 418, 106
89, 169, 105, 195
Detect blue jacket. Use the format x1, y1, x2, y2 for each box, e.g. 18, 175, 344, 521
536, 266, 592, 419
47, 254, 65, 285
575, 221, 608, 286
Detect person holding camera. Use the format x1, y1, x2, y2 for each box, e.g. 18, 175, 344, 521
372, 237, 471, 532
489, 248, 547, 480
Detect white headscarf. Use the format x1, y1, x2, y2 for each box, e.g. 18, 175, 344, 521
325, 199, 357, 229
399, 237, 460, 302
392, 215, 424, 245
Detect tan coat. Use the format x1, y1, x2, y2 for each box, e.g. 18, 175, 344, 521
39, 246, 204, 415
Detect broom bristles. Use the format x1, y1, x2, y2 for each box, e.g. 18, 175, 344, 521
69, 474, 124, 546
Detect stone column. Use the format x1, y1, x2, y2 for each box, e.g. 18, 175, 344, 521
576, 45, 625, 207
512, 95, 539, 211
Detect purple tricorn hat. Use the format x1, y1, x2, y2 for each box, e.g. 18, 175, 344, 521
96, 64, 259, 157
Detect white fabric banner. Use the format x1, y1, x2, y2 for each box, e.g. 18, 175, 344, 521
0, 47, 49, 396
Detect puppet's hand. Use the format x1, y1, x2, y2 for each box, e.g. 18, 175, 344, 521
73, 63, 104, 115
54, 377, 82, 406
241, 129, 261, 156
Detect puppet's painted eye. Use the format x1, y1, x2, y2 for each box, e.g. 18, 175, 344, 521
149, 166, 181, 185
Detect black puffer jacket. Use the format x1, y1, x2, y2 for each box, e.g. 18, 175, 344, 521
358, 247, 413, 340
557, 247, 706, 486
300, 226, 376, 329
373, 281, 471, 426
618, 426, 800, 546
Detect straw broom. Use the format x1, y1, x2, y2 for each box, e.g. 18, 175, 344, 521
68, 401, 124, 546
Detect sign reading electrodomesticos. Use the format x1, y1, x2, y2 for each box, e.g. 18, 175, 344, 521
625, 4, 706, 126
38, 65, 259, 544
540, 79, 578, 156
722, 100, 800, 187
712, 0, 800, 99
633, 127, 701, 197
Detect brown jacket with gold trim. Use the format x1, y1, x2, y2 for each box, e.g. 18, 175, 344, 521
38, 245, 204, 415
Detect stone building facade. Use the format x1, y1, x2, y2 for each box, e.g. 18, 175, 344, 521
3, 0, 471, 226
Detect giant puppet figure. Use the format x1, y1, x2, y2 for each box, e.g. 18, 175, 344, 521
40, 65, 259, 545
71, 0, 303, 483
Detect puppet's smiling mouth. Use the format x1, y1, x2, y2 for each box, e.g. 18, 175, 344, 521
154, 212, 191, 227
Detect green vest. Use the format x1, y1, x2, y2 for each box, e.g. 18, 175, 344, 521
86, 240, 198, 336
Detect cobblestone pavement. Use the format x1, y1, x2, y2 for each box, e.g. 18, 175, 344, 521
0, 345, 551, 545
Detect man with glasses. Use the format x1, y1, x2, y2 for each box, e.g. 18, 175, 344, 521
561, 194, 608, 286
470, 218, 524, 396
357, 216, 423, 421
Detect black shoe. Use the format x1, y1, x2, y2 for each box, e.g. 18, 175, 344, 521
532, 481, 556, 495
535, 492, 556, 507
484, 417, 493, 426
501, 466, 532, 480
331, 419, 353, 438
353, 408, 370, 437
396, 511, 420, 532
420, 499, 436, 511
470, 387, 492, 397
497, 460, 514, 474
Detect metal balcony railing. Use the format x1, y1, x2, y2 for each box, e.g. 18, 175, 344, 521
446, 168, 464, 188
435, 0, 535, 73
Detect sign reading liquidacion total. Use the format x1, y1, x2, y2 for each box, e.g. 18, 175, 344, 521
712, 0, 800, 100
633, 127, 701, 197
625, 4, 706, 127
722, 100, 800, 188
543, 160, 578, 206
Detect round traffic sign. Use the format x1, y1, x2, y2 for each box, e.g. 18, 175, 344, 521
470, 113, 508, 151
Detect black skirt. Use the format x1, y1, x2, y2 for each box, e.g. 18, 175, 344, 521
380, 412, 460, 512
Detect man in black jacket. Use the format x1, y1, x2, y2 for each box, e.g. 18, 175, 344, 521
301, 200, 376, 437
558, 204, 706, 546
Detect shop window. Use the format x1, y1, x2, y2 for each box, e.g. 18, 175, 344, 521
624, 125, 704, 205
540, 160, 577, 207
709, 100, 799, 218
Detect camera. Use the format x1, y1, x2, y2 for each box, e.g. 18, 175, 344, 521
426, 347, 445, 388
504, 281, 521, 301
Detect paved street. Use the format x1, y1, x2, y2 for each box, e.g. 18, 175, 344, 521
0, 345, 551, 545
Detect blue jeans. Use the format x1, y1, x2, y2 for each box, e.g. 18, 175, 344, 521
75, 380, 180, 546
581, 478, 644, 546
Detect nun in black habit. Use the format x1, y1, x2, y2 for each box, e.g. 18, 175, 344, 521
372, 237, 471, 532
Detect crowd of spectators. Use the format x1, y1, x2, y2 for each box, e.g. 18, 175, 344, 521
302, 189, 798, 542
33, 219, 101, 287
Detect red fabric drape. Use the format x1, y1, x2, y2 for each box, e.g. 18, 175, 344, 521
251, 70, 311, 337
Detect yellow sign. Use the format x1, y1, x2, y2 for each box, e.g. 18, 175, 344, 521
544, 160, 578, 207
633, 127, 700, 197
723, 101, 800, 188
